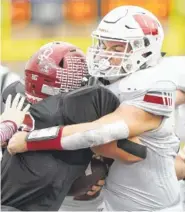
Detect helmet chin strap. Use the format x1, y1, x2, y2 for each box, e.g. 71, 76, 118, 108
104, 76, 122, 82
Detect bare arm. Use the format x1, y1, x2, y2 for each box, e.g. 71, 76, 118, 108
62, 104, 162, 137
91, 136, 145, 162
7, 104, 162, 153
175, 90, 185, 106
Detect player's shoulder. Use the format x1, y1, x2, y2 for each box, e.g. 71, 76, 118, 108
166, 56, 185, 92
116, 60, 176, 99
31, 93, 63, 114
29, 94, 65, 128
108, 59, 177, 117
65, 85, 117, 102
63, 85, 119, 123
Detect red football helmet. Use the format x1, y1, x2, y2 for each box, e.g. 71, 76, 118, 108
25, 41, 88, 103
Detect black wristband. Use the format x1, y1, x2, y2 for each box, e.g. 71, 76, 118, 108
117, 139, 147, 159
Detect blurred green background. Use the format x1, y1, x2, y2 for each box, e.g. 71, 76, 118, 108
1, 0, 185, 72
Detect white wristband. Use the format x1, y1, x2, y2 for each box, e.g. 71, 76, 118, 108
61, 121, 129, 150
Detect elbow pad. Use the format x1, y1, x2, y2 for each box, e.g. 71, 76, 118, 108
117, 139, 147, 159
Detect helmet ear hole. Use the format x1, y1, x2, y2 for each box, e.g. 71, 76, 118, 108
59, 58, 64, 68
143, 37, 150, 47
142, 51, 152, 58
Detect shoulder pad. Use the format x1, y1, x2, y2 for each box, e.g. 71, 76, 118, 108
123, 80, 176, 117
144, 80, 176, 107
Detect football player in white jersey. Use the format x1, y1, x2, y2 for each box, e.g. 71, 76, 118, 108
177, 146, 185, 211
175, 105, 185, 211
86, 6, 185, 211
6, 6, 185, 211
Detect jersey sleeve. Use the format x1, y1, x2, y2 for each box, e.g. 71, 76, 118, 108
123, 81, 176, 117
171, 56, 185, 92
177, 71, 185, 92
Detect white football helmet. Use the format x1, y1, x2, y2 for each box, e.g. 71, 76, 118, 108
87, 6, 164, 79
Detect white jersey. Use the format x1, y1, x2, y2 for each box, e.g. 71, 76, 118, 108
60, 194, 103, 211
102, 57, 184, 211
175, 105, 185, 141
179, 180, 185, 211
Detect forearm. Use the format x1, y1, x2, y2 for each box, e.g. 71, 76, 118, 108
0, 121, 17, 143
91, 142, 144, 162
61, 105, 161, 150
25, 105, 161, 151
91, 137, 146, 162
61, 120, 129, 150
62, 111, 120, 137
23, 120, 128, 152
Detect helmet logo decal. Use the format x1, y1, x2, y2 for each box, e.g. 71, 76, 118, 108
134, 14, 158, 35
31, 74, 38, 81
37, 47, 55, 73
38, 46, 53, 62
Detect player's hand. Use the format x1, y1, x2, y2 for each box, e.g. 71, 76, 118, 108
1, 93, 30, 128
86, 179, 105, 196
74, 179, 105, 200
7, 131, 28, 155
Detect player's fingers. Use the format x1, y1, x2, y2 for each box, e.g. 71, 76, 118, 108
5, 94, 12, 111
87, 185, 101, 196
16, 96, 26, 111
11, 93, 21, 109
87, 190, 96, 196
96, 180, 105, 186
91, 185, 101, 192
22, 104, 31, 113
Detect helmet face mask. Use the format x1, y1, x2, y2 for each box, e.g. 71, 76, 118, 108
87, 6, 164, 79
87, 36, 149, 78
25, 42, 88, 103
